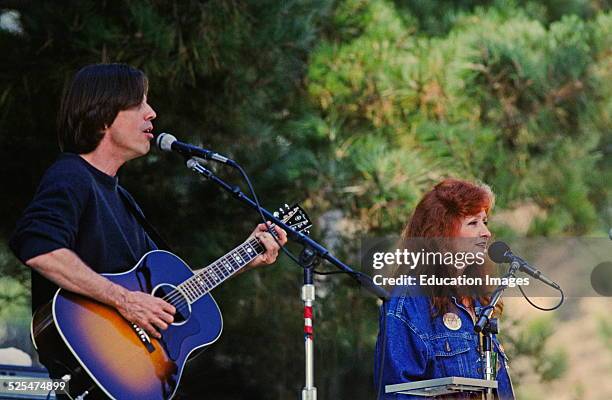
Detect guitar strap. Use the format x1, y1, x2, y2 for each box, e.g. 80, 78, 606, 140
118, 188, 174, 252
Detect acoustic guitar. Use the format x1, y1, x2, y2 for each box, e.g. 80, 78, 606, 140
31, 205, 311, 399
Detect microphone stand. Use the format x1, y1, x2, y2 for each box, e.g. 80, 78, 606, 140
474, 261, 520, 400
300, 246, 318, 400
185, 158, 389, 400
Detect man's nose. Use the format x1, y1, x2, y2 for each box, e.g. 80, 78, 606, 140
146, 104, 156, 120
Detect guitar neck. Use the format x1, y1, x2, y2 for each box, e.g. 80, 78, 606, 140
177, 237, 266, 304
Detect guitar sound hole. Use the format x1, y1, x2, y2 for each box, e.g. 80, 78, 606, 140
152, 284, 191, 325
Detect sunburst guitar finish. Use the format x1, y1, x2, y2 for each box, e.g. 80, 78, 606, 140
33, 251, 222, 399
31, 204, 312, 400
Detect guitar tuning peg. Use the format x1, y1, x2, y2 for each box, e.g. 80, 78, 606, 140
285, 204, 290, 209
273, 211, 279, 217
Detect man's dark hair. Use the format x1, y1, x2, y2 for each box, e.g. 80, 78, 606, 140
57, 63, 148, 154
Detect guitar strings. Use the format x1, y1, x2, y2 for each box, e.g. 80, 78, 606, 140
158, 238, 264, 311
161, 241, 249, 303
179, 233, 265, 305
163, 238, 258, 304
170, 238, 264, 309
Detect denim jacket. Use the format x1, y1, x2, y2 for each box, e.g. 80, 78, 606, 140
374, 287, 515, 399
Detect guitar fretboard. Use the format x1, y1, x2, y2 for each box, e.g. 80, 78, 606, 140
177, 238, 265, 303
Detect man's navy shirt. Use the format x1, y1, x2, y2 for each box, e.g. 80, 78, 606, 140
10, 153, 157, 311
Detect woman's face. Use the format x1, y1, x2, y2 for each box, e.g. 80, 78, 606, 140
457, 209, 491, 251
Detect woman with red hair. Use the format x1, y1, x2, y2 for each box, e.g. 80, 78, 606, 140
374, 179, 515, 399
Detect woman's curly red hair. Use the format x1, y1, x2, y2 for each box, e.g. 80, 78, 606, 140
402, 179, 494, 239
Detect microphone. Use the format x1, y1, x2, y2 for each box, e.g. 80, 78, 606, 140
156, 133, 235, 165
488, 241, 560, 289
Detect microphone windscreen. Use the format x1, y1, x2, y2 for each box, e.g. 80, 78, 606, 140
488, 241, 511, 263
156, 132, 176, 152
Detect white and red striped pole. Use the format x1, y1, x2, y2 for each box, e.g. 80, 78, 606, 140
301, 274, 317, 400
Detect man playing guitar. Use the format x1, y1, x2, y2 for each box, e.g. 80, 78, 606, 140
9, 63, 287, 391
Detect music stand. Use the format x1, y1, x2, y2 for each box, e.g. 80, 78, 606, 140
385, 376, 498, 398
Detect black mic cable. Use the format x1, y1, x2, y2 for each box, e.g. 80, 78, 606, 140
155, 132, 306, 268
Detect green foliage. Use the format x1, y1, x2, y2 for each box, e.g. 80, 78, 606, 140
301, 3, 609, 235
598, 316, 612, 352
538, 347, 569, 381
0, 244, 30, 354
518, 0, 604, 24
502, 315, 568, 382
0, 243, 29, 312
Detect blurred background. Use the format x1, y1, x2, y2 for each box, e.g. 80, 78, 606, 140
0, 0, 610, 399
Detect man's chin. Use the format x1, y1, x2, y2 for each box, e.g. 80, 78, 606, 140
139, 141, 151, 155
125, 144, 150, 161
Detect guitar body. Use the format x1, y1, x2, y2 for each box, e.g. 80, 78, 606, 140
30, 205, 312, 399
32, 250, 223, 400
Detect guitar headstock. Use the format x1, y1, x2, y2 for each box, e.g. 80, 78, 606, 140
274, 204, 312, 235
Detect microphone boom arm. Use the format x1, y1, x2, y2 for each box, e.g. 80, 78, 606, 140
185, 158, 390, 301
